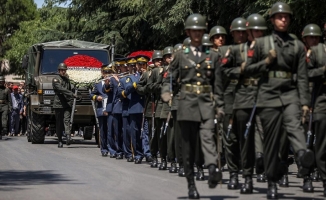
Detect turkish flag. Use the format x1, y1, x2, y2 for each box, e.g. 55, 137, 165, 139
247, 49, 254, 57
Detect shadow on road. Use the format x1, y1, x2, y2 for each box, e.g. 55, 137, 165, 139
0, 170, 78, 191
178, 195, 238, 199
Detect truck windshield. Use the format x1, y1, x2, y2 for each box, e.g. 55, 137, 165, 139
40, 49, 109, 74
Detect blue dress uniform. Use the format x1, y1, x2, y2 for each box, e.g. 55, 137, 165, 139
104, 77, 119, 157
111, 76, 124, 159
124, 72, 145, 163
90, 80, 110, 156
118, 75, 133, 161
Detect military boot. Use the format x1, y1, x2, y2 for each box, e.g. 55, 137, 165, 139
311, 168, 320, 182
187, 177, 200, 199
267, 181, 278, 199
208, 165, 222, 188
169, 161, 177, 173
240, 176, 253, 194
296, 149, 314, 177
66, 133, 71, 146
158, 158, 167, 170
58, 141, 63, 148
196, 166, 205, 181
0, 134, 2, 140
227, 173, 239, 190
278, 174, 289, 188
256, 152, 264, 175
178, 165, 185, 177
151, 157, 158, 168
302, 175, 314, 193
323, 180, 326, 197
257, 173, 266, 182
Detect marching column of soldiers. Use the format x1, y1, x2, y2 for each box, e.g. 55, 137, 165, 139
51, 2, 326, 199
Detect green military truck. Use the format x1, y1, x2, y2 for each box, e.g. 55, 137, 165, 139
22, 40, 110, 144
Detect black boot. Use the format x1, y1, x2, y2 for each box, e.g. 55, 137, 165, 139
278, 174, 289, 188
267, 181, 278, 199
256, 152, 264, 175
158, 158, 167, 170
227, 172, 239, 190
58, 141, 63, 148
257, 173, 266, 183
196, 166, 205, 181
208, 165, 222, 188
311, 168, 320, 182
302, 176, 314, 193
151, 157, 158, 168
66, 133, 71, 146
296, 149, 314, 177
240, 176, 253, 194
187, 178, 200, 199
323, 180, 326, 197
178, 165, 185, 177
169, 162, 177, 173
0, 133, 2, 140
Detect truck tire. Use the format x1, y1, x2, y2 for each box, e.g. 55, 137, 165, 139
31, 112, 45, 144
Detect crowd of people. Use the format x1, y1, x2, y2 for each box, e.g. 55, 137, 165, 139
0, 79, 27, 139
48, 2, 326, 199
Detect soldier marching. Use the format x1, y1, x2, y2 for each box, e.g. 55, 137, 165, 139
3, 2, 326, 199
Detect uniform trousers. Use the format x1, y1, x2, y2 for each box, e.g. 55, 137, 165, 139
142, 117, 152, 158
0, 105, 8, 134
172, 111, 183, 166
314, 113, 326, 181
10, 109, 21, 134
122, 116, 132, 158
54, 107, 71, 143
107, 114, 117, 155
112, 113, 124, 156
179, 119, 218, 179
150, 118, 163, 157
129, 113, 143, 159
257, 103, 307, 181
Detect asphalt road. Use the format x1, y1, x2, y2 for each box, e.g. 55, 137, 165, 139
0, 136, 324, 200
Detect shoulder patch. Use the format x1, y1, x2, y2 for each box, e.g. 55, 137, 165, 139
248, 49, 254, 57
163, 71, 168, 78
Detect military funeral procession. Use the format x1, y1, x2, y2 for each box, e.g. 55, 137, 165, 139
1, 0, 326, 199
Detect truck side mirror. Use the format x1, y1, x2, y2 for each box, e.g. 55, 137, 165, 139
22, 55, 29, 69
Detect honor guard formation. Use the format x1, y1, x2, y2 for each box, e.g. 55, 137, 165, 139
6, 2, 325, 199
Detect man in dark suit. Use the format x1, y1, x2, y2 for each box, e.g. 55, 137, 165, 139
161, 13, 224, 199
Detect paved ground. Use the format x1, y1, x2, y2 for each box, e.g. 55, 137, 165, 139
0, 136, 324, 200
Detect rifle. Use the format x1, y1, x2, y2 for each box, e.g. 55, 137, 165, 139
304, 82, 317, 147
140, 96, 150, 139
68, 88, 78, 143
214, 117, 222, 187
306, 108, 313, 147
151, 94, 156, 138
226, 117, 233, 140
244, 103, 257, 139
162, 69, 173, 137
89, 88, 100, 147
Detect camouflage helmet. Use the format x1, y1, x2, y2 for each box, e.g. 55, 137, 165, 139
58, 63, 67, 70
289, 33, 298, 40
0, 76, 5, 82
184, 13, 207, 30
302, 24, 322, 37
230, 17, 247, 32
202, 34, 213, 46
174, 43, 183, 52
209, 26, 227, 40
269, 2, 293, 17
163, 46, 174, 56
246, 14, 267, 30
152, 50, 163, 60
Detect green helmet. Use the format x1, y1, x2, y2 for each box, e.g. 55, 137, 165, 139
0, 76, 5, 82
152, 50, 163, 60
209, 26, 227, 40
269, 2, 293, 17
174, 43, 183, 52
202, 34, 213, 46
246, 14, 267, 30
289, 33, 298, 39
183, 37, 191, 46
58, 63, 67, 70
302, 24, 322, 37
184, 13, 206, 30
163, 46, 174, 56
230, 17, 247, 32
